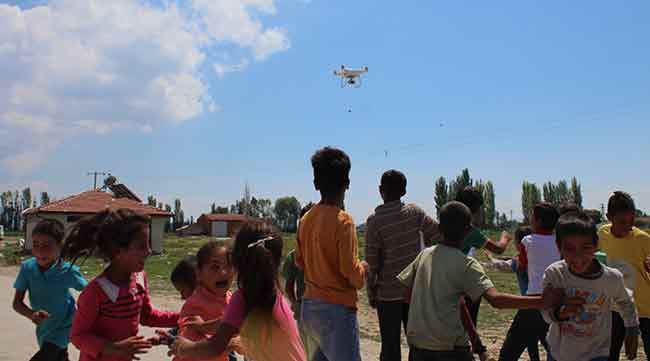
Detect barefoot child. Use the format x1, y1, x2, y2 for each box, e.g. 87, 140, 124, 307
398, 202, 564, 361
168, 225, 306, 361
598, 191, 650, 359
542, 211, 639, 361
65, 208, 179, 361
13, 219, 87, 361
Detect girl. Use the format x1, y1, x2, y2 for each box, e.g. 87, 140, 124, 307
168, 224, 306, 361
65, 208, 179, 361
173, 240, 236, 361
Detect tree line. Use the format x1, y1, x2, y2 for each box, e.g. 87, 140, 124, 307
0, 188, 51, 232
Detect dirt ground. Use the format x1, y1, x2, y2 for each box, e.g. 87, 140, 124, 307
1, 265, 647, 361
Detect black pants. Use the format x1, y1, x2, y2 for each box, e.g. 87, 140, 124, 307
377, 301, 411, 361
609, 312, 650, 360
30, 342, 69, 361
411, 347, 473, 361
498, 309, 549, 361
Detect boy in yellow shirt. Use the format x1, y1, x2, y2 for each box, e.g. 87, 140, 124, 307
296, 146, 368, 361
598, 191, 650, 359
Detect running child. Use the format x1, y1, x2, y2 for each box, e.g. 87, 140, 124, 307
297, 146, 368, 361
499, 202, 561, 361
168, 225, 306, 361
598, 191, 650, 359
542, 211, 639, 361
66, 208, 179, 361
13, 219, 87, 361
398, 201, 563, 361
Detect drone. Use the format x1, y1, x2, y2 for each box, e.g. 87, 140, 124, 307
334, 65, 368, 88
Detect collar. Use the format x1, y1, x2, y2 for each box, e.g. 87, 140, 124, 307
568, 260, 604, 280
97, 271, 146, 303
375, 200, 403, 213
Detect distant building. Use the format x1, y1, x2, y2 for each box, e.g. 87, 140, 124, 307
195, 214, 267, 238
22, 187, 172, 253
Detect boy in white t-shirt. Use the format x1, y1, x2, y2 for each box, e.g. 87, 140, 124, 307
499, 203, 561, 361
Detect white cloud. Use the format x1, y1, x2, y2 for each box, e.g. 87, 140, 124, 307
0, 0, 290, 173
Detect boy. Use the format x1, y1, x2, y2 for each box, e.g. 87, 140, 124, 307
598, 191, 650, 360
455, 186, 513, 357
499, 202, 561, 361
13, 219, 87, 361
365, 169, 439, 361
296, 146, 368, 361
542, 211, 639, 361
398, 201, 563, 361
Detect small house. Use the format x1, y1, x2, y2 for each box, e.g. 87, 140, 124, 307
22, 187, 172, 253
196, 214, 267, 238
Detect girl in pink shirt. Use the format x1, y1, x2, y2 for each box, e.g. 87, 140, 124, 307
173, 240, 237, 361
63, 208, 179, 361
168, 224, 306, 361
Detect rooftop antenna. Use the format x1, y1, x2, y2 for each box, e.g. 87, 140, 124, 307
87, 171, 107, 190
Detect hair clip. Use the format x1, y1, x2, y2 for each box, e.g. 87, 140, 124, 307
247, 236, 274, 249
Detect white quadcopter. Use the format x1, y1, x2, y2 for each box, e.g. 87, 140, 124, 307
334, 65, 368, 88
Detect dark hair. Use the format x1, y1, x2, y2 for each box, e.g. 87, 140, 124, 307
439, 201, 472, 243
61, 208, 150, 264
380, 169, 407, 199
559, 202, 581, 215
311, 147, 351, 197
300, 202, 315, 218
607, 191, 635, 216
455, 187, 484, 214
171, 255, 197, 289
555, 211, 598, 249
514, 225, 533, 243
32, 219, 65, 244
231, 223, 283, 314
196, 239, 229, 270
533, 202, 559, 231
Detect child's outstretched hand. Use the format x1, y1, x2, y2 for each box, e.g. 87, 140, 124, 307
30, 310, 50, 325
148, 330, 175, 346
557, 297, 585, 320
168, 336, 195, 358
625, 333, 638, 360
227, 336, 246, 355
182, 315, 213, 334
106, 336, 152, 360
541, 286, 565, 309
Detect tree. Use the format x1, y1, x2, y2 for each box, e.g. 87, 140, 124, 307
556, 180, 570, 205
434, 177, 448, 218
570, 177, 583, 208
22, 187, 32, 211
522, 181, 541, 224
164, 204, 173, 232
210, 203, 216, 214
147, 195, 157, 207
40, 192, 50, 206
273, 197, 301, 232
173, 199, 183, 230
483, 181, 496, 228
250, 197, 273, 218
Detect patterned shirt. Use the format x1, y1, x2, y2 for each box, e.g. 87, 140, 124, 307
365, 201, 440, 302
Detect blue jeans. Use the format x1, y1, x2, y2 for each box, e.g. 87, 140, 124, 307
301, 299, 361, 361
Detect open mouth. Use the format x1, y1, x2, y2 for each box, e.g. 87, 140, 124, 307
215, 280, 229, 288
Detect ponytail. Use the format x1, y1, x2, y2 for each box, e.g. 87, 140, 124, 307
61, 208, 150, 265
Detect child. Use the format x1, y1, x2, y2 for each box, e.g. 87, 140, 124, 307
542, 211, 639, 361
498, 202, 561, 361
168, 225, 306, 361
397, 201, 563, 361
171, 256, 198, 301
365, 169, 439, 361
65, 208, 179, 361
296, 146, 368, 361
484, 226, 533, 296
598, 191, 650, 359
173, 240, 236, 361
13, 219, 87, 361
282, 202, 314, 358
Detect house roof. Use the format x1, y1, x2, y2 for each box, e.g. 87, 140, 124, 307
23, 190, 172, 217
199, 213, 265, 223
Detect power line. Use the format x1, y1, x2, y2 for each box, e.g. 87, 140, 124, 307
87, 171, 107, 190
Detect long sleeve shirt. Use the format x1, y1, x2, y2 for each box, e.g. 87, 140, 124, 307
71, 271, 179, 361
364, 201, 439, 302
296, 204, 365, 308
541, 260, 639, 361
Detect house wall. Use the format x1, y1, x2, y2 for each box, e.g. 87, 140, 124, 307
151, 217, 167, 254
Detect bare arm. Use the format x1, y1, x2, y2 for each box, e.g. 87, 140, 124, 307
482, 287, 561, 310
483, 231, 512, 254
12, 290, 34, 320
170, 322, 238, 358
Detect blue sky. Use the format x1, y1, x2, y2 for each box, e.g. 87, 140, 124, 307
1, 0, 649, 222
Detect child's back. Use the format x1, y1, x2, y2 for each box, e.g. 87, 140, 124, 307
522, 233, 560, 295
398, 244, 494, 350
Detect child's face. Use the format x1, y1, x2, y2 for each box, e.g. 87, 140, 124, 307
197, 247, 233, 296
608, 210, 635, 236
114, 224, 151, 274
31, 234, 61, 269
173, 281, 195, 300
560, 234, 597, 274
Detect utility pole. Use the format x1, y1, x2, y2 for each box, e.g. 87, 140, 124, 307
87, 171, 107, 190
510, 209, 513, 222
